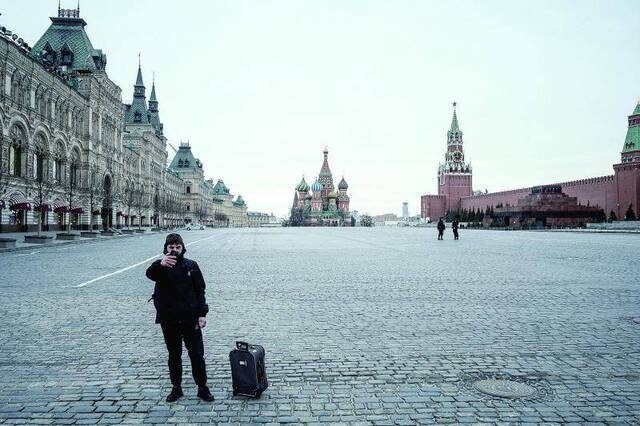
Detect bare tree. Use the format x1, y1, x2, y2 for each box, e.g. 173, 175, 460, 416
133, 183, 151, 230
85, 164, 103, 232
0, 138, 12, 233
30, 159, 58, 237
62, 162, 80, 233
122, 181, 136, 229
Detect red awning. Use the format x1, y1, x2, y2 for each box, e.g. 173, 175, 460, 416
93, 209, 101, 215
71, 207, 84, 214
7, 193, 31, 211
52, 200, 68, 213
34, 202, 53, 212
10, 202, 31, 211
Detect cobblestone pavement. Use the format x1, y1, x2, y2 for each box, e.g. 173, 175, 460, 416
0, 228, 639, 425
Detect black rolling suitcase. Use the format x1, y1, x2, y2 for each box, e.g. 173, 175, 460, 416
229, 341, 268, 397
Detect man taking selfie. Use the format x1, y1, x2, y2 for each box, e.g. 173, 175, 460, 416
145, 233, 214, 402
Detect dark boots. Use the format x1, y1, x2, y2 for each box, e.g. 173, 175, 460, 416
165, 386, 183, 403
197, 386, 215, 402
166, 386, 214, 402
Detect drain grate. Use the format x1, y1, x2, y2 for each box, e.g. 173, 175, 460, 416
459, 372, 554, 402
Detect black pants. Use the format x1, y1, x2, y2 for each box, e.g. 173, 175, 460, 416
160, 322, 207, 388
438, 230, 444, 240
453, 229, 459, 240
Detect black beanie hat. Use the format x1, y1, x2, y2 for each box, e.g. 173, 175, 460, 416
164, 233, 186, 254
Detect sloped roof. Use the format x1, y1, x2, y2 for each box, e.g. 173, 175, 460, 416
213, 179, 230, 195
319, 148, 332, 177
623, 102, 640, 153
31, 14, 105, 72
169, 144, 200, 170
124, 66, 150, 125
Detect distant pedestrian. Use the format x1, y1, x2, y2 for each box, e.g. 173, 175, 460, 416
145, 233, 214, 403
437, 217, 446, 240
452, 217, 460, 240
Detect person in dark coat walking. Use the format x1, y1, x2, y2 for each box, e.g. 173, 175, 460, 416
146, 233, 214, 403
437, 217, 446, 240
452, 217, 460, 240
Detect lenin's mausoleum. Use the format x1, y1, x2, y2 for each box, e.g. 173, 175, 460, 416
421, 101, 640, 221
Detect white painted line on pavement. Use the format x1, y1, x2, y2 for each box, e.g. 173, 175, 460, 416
75, 233, 217, 288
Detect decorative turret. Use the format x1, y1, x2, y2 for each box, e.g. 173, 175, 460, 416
148, 75, 164, 135
311, 180, 322, 193
319, 147, 332, 177
124, 59, 150, 125
338, 176, 348, 191
622, 100, 640, 163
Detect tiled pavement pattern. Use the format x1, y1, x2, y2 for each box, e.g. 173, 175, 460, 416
0, 228, 638, 424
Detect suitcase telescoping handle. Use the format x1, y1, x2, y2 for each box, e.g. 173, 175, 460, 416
236, 341, 250, 351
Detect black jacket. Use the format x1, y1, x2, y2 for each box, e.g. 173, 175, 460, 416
145, 257, 209, 325
437, 220, 446, 231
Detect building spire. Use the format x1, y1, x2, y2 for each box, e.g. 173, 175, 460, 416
450, 101, 459, 132
135, 55, 144, 88
319, 146, 332, 177
150, 73, 157, 102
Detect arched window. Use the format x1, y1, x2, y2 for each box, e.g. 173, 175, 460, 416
9, 125, 27, 176
186, 203, 191, 212
53, 142, 66, 183
178, 159, 184, 167
70, 149, 80, 188
186, 186, 191, 194
33, 134, 48, 182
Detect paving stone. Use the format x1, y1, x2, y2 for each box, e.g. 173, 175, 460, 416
0, 229, 638, 424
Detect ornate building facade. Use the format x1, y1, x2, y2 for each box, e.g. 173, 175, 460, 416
289, 148, 351, 226
0, 7, 247, 232
421, 101, 640, 222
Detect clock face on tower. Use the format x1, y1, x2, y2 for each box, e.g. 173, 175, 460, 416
453, 151, 463, 162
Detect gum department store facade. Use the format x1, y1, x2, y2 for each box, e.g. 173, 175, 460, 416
0, 7, 247, 232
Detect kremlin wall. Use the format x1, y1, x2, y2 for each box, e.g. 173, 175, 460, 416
422, 102, 640, 221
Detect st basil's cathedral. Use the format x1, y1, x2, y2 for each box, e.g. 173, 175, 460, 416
290, 148, 351, 226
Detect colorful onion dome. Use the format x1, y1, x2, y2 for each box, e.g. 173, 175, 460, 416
296, 176, 310, 192
338, 177, 348, 190
311, 180, 322, 192
328, 190, 337, 198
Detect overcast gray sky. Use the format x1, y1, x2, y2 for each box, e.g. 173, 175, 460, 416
3, 0, 639, 217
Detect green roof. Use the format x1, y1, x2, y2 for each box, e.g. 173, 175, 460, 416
168, 144, 201, 170
31, 13, 106, 72
623, 102, 640, 153
213, 179, 230, 195
623, 126, 640, 153
296, 176, 310, 192
124, 66, 150, 125
450, 108, 459, 132
233, 195, 246, 206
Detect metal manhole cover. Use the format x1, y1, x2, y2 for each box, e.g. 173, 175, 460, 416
458, 373, 554, 402
473, 378, 537, 398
